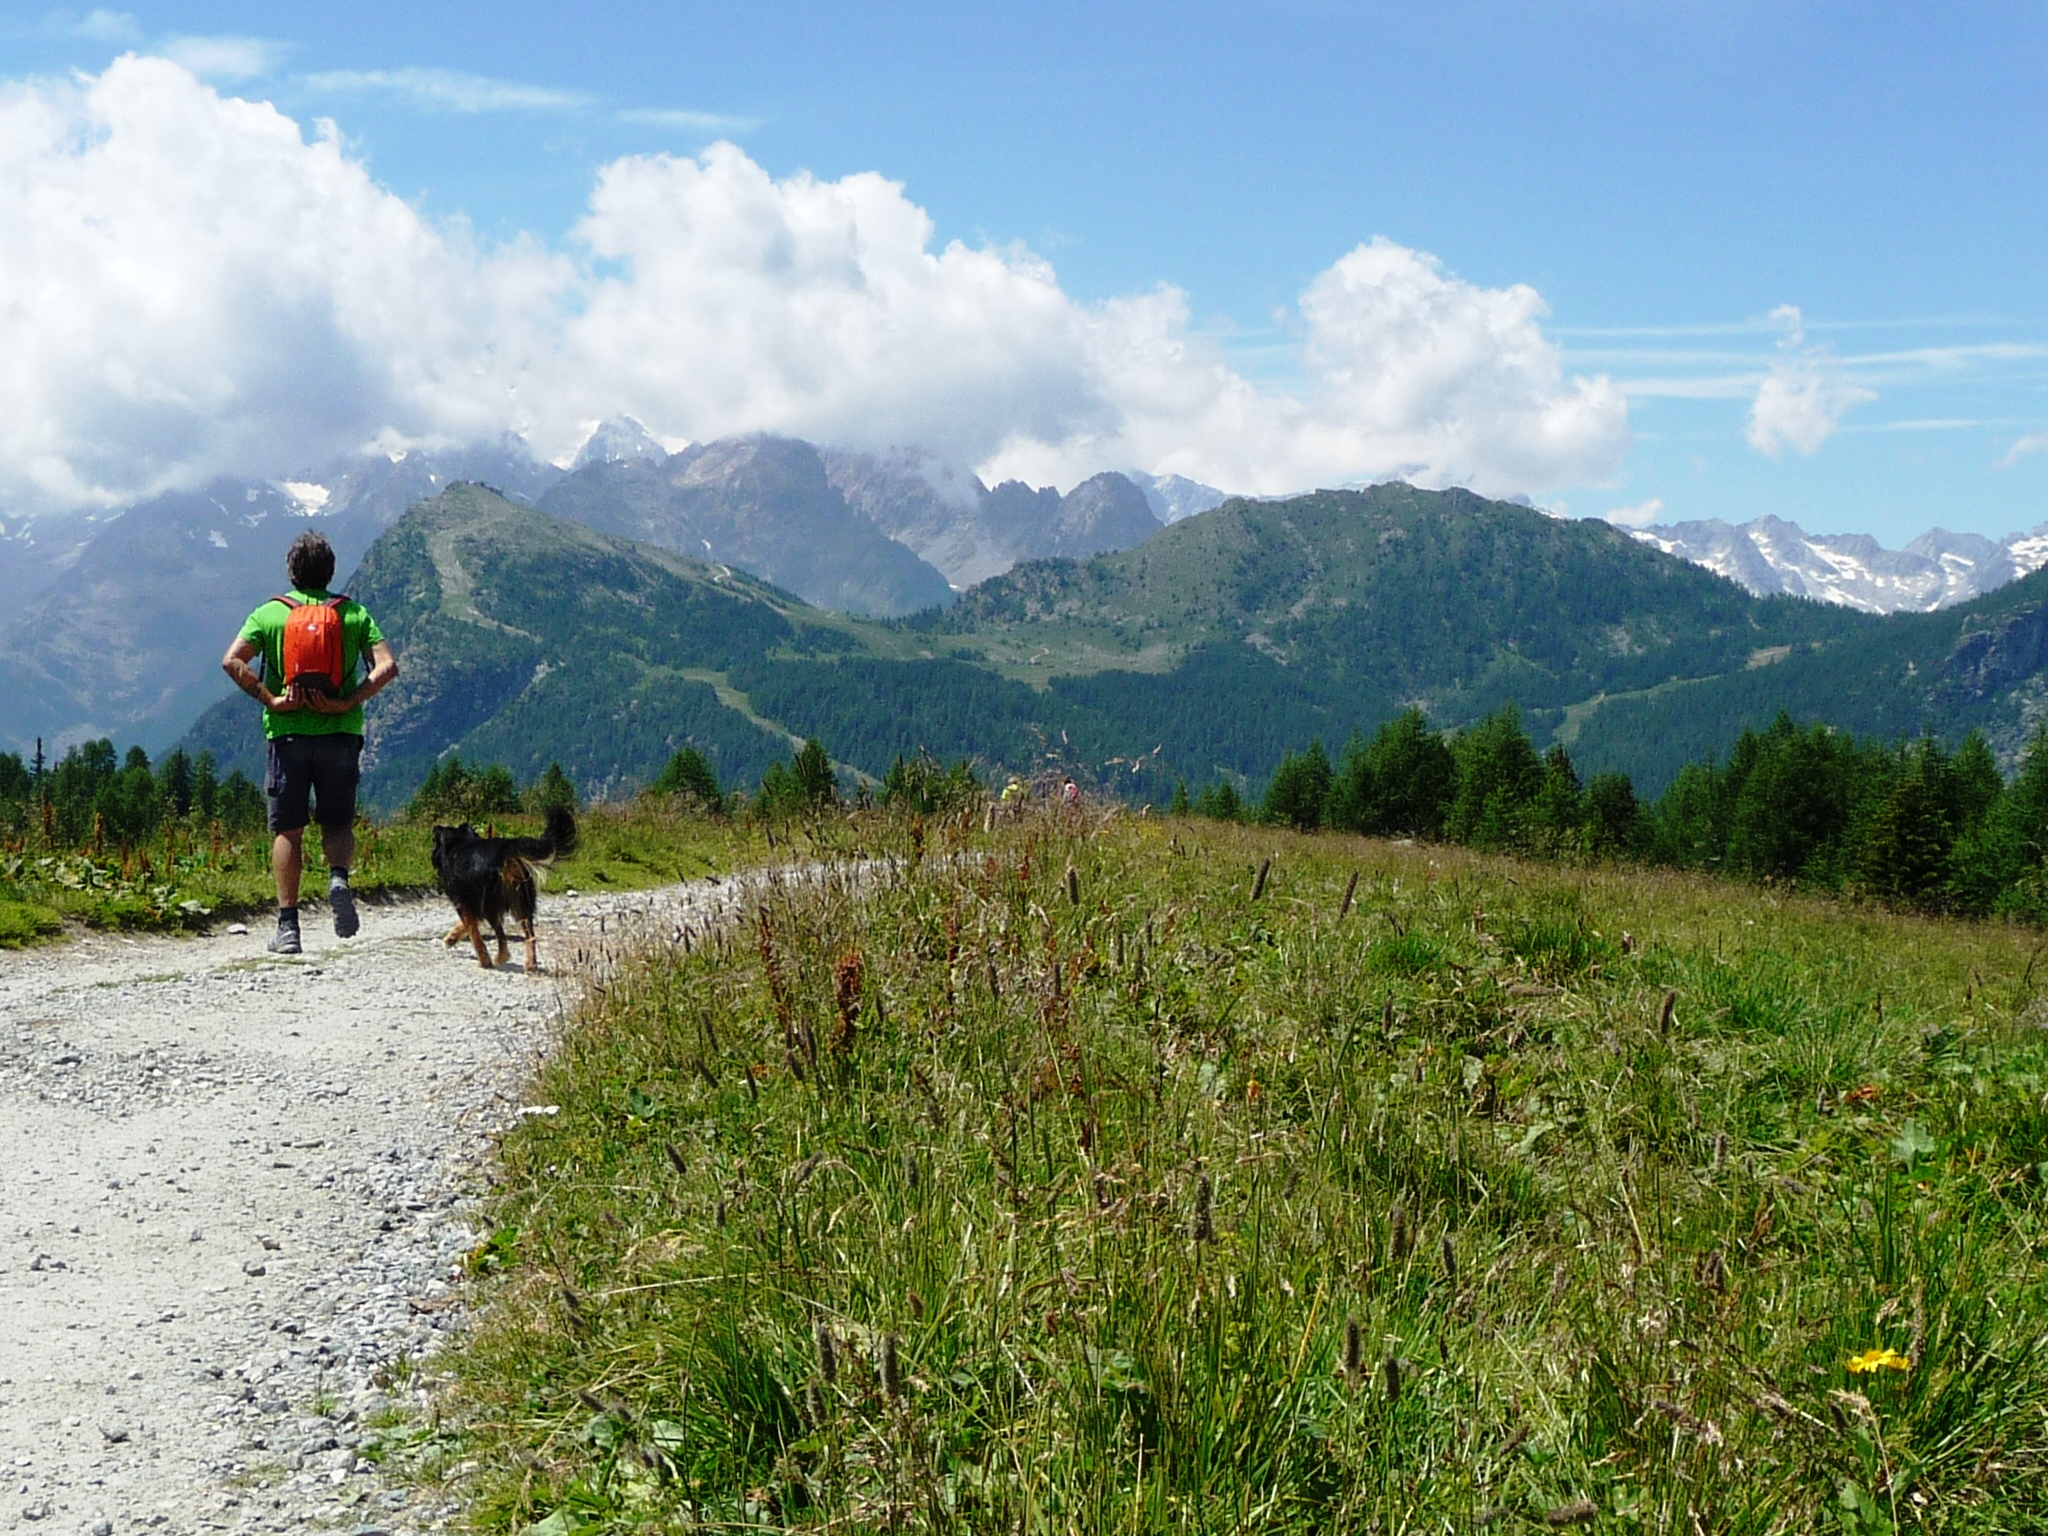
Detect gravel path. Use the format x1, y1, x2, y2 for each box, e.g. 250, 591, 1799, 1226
0, 879, 747, 1536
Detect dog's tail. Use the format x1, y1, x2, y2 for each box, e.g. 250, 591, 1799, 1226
542, 804, 579, 859
501, 805, 578, 880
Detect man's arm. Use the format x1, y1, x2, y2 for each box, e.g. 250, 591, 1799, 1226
308, 640, 398, 714
221, 636, 299, 712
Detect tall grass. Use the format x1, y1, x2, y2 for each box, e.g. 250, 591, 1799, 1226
447, 810, 2048, 1532
0, 799, 755, 939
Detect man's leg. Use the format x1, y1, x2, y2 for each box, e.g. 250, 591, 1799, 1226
267, 828, 305, 953
319, 825, 356, 875
321, 823, 359, 938
307, 736, 366, 938
265, 737, 311, 954
272, 828, 305, 907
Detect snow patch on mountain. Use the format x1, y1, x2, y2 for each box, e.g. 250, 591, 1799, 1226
1625, 513, 2048, 613
1127, 471, 1232, 523
569, 416, 673, 469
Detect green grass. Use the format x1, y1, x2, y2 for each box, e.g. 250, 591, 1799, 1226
442, 809, 2048, 1533
0, 801, 760, 942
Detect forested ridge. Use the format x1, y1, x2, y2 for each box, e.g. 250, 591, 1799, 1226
138, 479, 2048, 828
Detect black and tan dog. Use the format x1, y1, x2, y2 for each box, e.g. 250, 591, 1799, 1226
431, 806, 577, 971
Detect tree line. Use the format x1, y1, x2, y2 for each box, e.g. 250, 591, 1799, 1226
0, 739, 265, 848
1188, 706, 2048, 919
25, 706, 2048, 921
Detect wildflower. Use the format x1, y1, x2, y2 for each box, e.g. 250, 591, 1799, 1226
1846, 1347, 1911, 1374
1245, 1077, 1262, 1102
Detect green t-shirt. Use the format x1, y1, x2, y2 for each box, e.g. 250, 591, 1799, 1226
237, 590, 386, 740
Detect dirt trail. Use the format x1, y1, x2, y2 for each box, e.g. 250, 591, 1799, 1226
0, 881, 743, 1536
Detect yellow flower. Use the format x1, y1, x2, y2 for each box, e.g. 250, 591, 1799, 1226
1846, 1347, 1912, 1374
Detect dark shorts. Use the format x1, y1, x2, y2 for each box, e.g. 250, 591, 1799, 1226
265, 734, 363, 835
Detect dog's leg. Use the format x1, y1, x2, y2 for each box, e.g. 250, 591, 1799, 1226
443, 920, 469, 947
463, 913, 494, 969
522, 918, 540, 975
492, 919, 510, 966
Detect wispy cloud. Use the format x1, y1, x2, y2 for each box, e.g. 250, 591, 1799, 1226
617, 106, 762, 133
162, 35, 283, 81
64, 8, 141, 43
2002, 426, 2048, 468
302, 66, 590, 113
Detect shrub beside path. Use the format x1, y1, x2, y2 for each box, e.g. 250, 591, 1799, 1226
0, 881, 743, 1536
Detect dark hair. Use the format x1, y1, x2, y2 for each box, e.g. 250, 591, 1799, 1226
286, 531, 336, 592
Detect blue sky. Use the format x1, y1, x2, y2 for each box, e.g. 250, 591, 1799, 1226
8, 1, 2048, 543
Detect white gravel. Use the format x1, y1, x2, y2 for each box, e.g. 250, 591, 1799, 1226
0, 879, 746, 1536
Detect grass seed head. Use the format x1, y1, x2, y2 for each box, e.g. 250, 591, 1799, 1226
832, 948, 864, 1055
880, 1332, 902, 1401
1342, 1316, 1363, 1379
1440, 1232, 1458, 1287
815, 1321, 838, 1384
1193, 1172, 1214, 1243
1382, 1351, 1402, 1404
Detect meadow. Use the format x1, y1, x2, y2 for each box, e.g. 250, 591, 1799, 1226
434, 807, 2048, 1534
0, 800, 758, 943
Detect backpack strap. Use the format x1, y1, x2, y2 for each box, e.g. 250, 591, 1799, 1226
273, 594, 302, 610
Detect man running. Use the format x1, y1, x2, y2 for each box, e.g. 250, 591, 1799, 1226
220, 531, 398, 954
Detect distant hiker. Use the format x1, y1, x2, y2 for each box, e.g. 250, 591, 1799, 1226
1061, 776, 1081, 810
220, 531, 399, 954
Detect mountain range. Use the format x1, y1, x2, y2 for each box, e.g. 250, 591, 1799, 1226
1630, 513, 2048, 613
0, 427, 1186, 756
172, 476, 2048, 811
20, 411, 2048, 802
136, 483, 1892, 819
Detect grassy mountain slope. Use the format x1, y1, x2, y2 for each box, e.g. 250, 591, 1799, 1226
174, 480, 2048, 808
929, 485, 1860, 719
177, 484, 904, 805
1566, 561, 2048, 787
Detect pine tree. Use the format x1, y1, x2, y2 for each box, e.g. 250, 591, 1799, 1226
1444, 707, 1544, 849
1262, 740, 1333, 830
652, 748, 722, 811
193, 751, 220, 823
792, 739, 839, 809
157, 748, 194, 819
1861, 760, 1953, 908
530, 763, 579, 814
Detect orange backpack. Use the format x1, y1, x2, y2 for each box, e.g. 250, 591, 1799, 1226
275, 593, 349, 699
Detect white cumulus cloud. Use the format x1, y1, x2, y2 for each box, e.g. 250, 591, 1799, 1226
1603, 497, 1665, 528
0, 57, 1630, 513
1745, 304, 1874, 458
